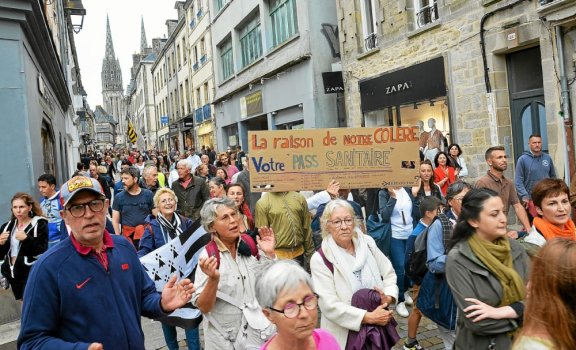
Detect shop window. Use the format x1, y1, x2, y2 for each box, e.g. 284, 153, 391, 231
364, 99, 451, 162
269, 0, 298, 48
239, 15, 263, 68
360, 0, 378, 51
414, 0, 439, 28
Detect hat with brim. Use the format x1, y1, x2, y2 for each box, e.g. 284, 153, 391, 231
60, 176, 105, 207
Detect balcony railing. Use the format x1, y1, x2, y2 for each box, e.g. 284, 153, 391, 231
416, 2, 439, 27
364, 33, 378, 51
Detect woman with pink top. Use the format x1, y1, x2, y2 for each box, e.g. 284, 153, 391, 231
256, 260, 340, 350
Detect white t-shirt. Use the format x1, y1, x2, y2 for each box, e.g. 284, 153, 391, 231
390, 188, 413, 239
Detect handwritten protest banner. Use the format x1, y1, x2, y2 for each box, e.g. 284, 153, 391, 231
248, 127, 420, 192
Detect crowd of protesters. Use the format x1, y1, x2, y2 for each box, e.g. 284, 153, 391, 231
1, 134, 575, 350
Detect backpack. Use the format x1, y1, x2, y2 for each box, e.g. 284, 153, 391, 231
406, 219, 436, 285
205, 233, 259, 269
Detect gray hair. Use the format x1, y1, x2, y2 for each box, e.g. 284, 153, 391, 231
320, 199, 357, 238
200, 197, 237, 232
177, 158, 193, 171
446, 181, 473, 201
255, 260, 314, 308
142, 164, 157, 177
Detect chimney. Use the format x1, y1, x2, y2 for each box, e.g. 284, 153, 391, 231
152, 38, 168, 55
166, 19, 178, 37
174, 1, 186, 20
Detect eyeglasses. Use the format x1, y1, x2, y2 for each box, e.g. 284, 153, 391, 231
160, 198, 175, 204
269, 293, 319, 318
67, 199, 105, 218
328, 218, 355, 227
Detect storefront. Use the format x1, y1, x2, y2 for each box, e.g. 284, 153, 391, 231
197, 122, 215, 149
359, 57, 451, 162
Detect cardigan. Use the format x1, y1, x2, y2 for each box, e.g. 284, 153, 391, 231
311, 234, 398, 348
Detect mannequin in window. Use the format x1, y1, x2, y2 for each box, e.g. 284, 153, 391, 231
424, 118, 444, 163
417, 120, 429, 152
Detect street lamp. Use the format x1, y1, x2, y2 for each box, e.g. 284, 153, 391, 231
65, 0, 86, 34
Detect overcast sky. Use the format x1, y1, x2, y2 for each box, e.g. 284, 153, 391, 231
75, 0, 178, 108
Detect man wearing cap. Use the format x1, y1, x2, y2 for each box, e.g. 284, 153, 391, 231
18, 176, 194, 350
112, 167, 154, 247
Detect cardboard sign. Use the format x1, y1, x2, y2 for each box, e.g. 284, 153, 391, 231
248, 127, 420, 192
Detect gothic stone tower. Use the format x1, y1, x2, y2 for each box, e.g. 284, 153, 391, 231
101, 15, 126, 146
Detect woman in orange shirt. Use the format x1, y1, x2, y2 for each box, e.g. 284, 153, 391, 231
525, 178, 575, 246
433, 151, 456, 196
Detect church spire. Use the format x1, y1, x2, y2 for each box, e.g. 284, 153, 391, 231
140, 16, 148, 54
101, 14, 123, 93
105, 14, 116, 59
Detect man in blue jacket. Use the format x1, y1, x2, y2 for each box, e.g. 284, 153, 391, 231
514, 134, 556, 209
18, 175, 194, 350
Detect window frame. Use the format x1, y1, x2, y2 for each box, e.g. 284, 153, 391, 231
219, 38, 234, 80
414, 0, 439, 29
239, 15, 263, 68
359, 0, 378, 51
269, 0, 298, 48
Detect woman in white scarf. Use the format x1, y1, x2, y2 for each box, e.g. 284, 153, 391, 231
310, 199, 399, 348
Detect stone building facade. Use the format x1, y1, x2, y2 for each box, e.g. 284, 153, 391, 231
152, 2, 193, 153
126, 18, 157, 151
337, 0, 576, 181
186, 0, 216, 150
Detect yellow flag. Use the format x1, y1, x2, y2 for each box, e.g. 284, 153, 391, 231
127, 121, 138, 144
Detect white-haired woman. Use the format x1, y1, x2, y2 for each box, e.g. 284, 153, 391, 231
256, 260, 340, 349
192, 197, 277, 349
310, 199, 399, 348
137, 188, 200, 350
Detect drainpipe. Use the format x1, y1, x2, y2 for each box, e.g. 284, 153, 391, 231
555, 26, 575, 182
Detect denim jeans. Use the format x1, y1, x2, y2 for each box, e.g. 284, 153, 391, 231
390, 237, 409, 303
160, 323, 200, 350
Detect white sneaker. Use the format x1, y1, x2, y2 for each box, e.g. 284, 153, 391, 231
396, 302, 409, 317
404, 290, 414, 306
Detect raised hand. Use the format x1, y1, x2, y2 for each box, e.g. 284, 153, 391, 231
160, 275, 195, 313
256, 226, 276, 258
199, 256, 220, 280
326, 179, 340, 199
